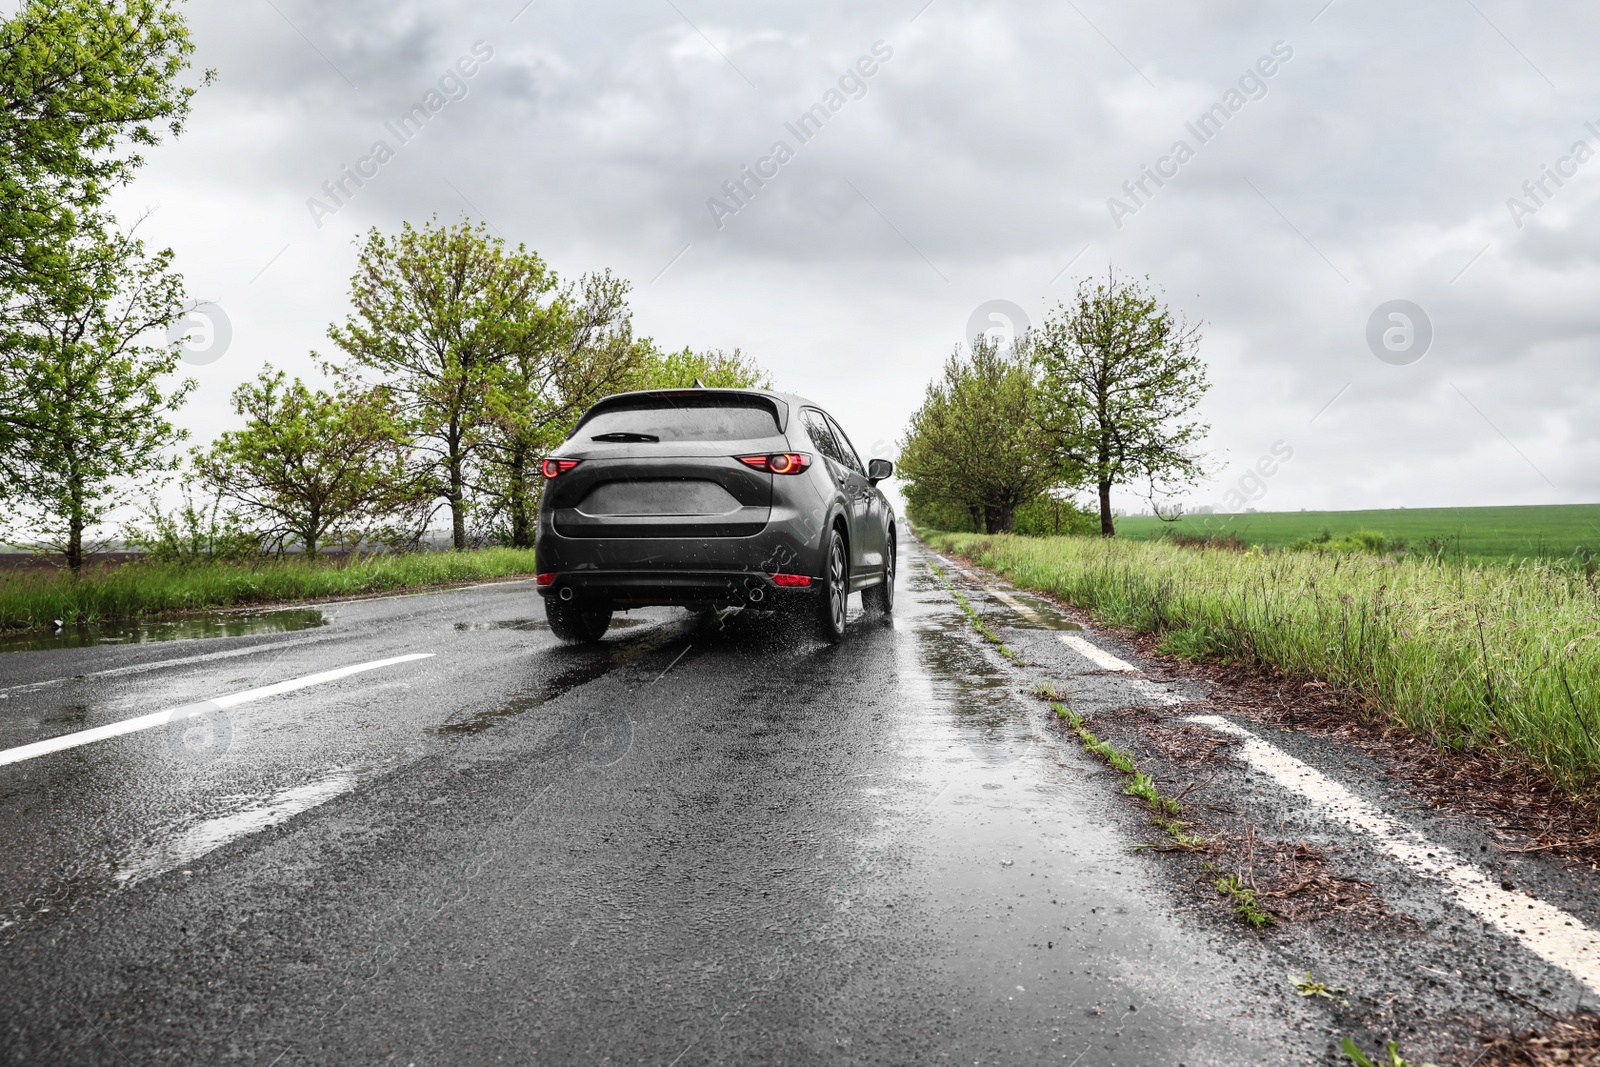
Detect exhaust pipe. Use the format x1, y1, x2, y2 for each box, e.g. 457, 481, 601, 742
558, 586, 575, 601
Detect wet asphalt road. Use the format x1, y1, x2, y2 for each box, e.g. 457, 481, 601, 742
0, 544, 1323, 1065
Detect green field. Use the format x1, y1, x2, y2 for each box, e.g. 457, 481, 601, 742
1111, 503, 1600, 563
925, 530, 1600, 799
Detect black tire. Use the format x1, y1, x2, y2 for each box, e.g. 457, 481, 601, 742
545, 597, 613, 643
863, 531, 895, 615
815, 527, 848, 643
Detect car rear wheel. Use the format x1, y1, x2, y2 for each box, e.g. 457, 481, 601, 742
815, 528, 848, 643
863, 534, 895, 615
546, 597, 613, 643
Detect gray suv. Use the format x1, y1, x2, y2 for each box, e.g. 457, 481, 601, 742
534, 388, 896, 643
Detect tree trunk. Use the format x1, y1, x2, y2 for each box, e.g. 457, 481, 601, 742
305, 505, 321, 561
986, 504, 1013, 534
968, 505, 982, 533
508, 446, 531, 549
66, 513, 84, 574
1098, 479, 1115, 537
449, 455, 467, 551
65, 467, 85, 574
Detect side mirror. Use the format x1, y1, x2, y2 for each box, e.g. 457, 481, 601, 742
867, 458, 894, 485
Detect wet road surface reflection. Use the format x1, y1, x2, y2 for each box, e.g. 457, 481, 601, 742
877, 547, 1301, 1065
0, 597, 687, 945
0, 608, 326, 654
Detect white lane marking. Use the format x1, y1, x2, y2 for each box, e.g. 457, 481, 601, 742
0, 654, 434, 767
1190, 714, 1600, 994
1058, 633, 1138, 673
115, 770, 357, 886
988, 589, 1042, 623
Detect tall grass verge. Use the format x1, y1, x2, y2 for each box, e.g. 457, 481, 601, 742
926, 531, 1600, 800
0, 549, 542, 632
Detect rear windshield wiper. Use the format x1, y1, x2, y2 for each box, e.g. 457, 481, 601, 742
590, 431, 661, 443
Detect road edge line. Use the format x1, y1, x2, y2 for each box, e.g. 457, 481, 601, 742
1189, 713, 1600, 994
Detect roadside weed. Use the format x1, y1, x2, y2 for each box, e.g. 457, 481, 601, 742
1146, 816, 1206, 851
1052, 704, 1208, 855
1340, 1037, 1439, 1067
1292, 972, 1348, 1004
1212, 874, 1275, 928
1033, 681, 1070, 702
1124, 773, 1182, 815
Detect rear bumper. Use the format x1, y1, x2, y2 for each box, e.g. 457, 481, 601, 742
533, 510, 826, 609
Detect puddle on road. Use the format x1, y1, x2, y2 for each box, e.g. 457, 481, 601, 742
115, 770, 358, 887
917, 623, 1029, 742
0, 609, 327, 654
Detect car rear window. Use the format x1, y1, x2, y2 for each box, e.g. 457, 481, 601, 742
579, 397, 781, 442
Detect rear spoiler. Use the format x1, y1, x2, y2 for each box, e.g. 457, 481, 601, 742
572, 390, 789, 434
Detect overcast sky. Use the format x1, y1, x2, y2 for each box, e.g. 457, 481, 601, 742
111, 0, 1600, 515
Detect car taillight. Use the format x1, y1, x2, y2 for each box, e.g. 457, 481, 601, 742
770, 573, 812, 587
541, 458, 580, 479
536, 572, 556, 586
737, 452, 811, 475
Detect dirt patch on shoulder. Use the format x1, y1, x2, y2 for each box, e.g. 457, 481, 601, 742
1478, 1012, 1600, 1065
1201, 831, 1411, 931
1041, 697, 1412, 932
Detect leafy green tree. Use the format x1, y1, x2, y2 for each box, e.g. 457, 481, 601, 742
480, 270, 652, 547
0, 0, 206, 503
636, 346, 771, 390
0, 0, 207, 309
196, 368, 424, 559
1032, 271, 1209, 537
0, 224, 192, 570
897, 337, 1058, 534
327, 217, 545, 550
325, 217, 774, 550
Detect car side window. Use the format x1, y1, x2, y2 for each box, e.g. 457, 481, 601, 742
801, 409, 845, 467
825, 413, 866, 476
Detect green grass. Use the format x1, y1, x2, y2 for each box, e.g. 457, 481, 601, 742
0, 549, 543, 633
1112, 502, 1600, 565
928, 530, 1600, 799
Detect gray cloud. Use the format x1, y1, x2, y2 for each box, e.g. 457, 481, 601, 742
106, 0, 1600, 513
